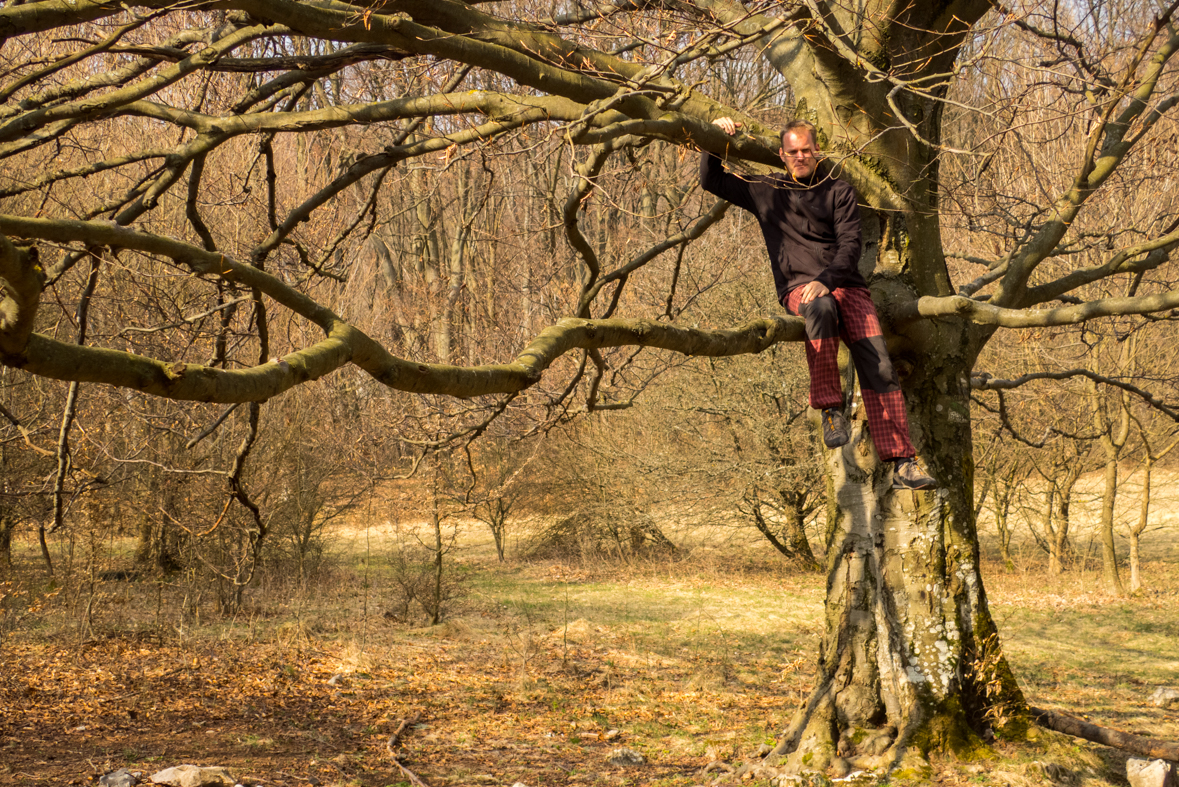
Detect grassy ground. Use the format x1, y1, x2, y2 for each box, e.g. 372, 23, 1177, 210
0, 522, 1177, 787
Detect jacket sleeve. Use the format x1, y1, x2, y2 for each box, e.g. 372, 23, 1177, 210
699, 151, 758, 214
814, 181, 863, 292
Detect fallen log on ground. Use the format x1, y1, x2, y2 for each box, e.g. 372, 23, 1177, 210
1031, 706, 1179, 762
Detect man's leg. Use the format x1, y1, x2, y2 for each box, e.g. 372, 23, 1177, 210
784, 288, 843, 410
785, 288, 850, 448
785, 286, 934, 487
827, 287, 916, 461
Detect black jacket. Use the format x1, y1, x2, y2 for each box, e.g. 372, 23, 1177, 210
700, 151, 866, 305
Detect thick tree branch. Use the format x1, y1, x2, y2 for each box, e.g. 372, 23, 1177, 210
973, 369, 1179, 423
1, 208, 804, 403
117, 90, 597, 136
0, 0, 175, 41
1022, 227, 1179, 307
110, 42, 412, 72
0, 216, 338, 327
7, 313, 804, 403
993, 17, 1179, 305
903, 290, 1179, 327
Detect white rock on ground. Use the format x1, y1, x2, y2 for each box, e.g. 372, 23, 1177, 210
1148, 687, 1179, 709
149, 765, 236, 787
99, 769, 142, 787
607, 748, 646, 767
1126, 758, 1175, 787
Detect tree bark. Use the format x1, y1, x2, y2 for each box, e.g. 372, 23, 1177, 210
772, 364, 1027, 774
778, 490, 819, 569
1042, 486, 1061, 576
0, 508, 15, 568
1090, 380, 1128, 597
1129, 455, 1151, 593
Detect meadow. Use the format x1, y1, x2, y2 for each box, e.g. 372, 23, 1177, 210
1, 502, 1176, 787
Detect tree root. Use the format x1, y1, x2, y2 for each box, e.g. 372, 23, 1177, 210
1032, 706, 1179, 761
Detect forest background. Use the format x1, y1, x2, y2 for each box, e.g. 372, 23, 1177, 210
1, 0, 1178, 785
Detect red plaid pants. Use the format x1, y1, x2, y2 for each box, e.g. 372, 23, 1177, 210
785, 286, 916, 461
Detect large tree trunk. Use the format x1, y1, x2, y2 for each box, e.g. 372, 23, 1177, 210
772, 360, 1027, 775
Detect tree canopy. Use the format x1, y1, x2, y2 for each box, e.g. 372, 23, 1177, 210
1, 0, 1173, 407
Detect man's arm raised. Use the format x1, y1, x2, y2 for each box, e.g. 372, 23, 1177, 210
699, 118, 758, 213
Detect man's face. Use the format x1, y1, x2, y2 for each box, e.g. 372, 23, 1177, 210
780, 130, 819, 179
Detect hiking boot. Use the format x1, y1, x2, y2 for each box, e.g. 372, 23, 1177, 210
892, 458, 937, 490
821, 408, 849, 448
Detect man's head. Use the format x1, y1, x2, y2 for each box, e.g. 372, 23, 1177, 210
779, 120, 820, 179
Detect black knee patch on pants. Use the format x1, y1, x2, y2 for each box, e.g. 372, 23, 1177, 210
799, 296, 840, 340
849, 335, 901, 393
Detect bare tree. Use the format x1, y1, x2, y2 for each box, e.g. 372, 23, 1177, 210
974, 440, 1030, 571
3, 0, 1179, 772
1128, 413, 1179, 593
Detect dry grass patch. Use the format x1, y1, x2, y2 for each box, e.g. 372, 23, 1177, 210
1, 531, 1177, 787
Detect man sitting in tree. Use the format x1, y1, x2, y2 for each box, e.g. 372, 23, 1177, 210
702, 117, 936, 490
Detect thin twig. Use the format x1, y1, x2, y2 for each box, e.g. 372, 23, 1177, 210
185, 403, 242, 450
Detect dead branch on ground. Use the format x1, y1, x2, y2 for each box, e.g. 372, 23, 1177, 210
1032, 706, 1179, 762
